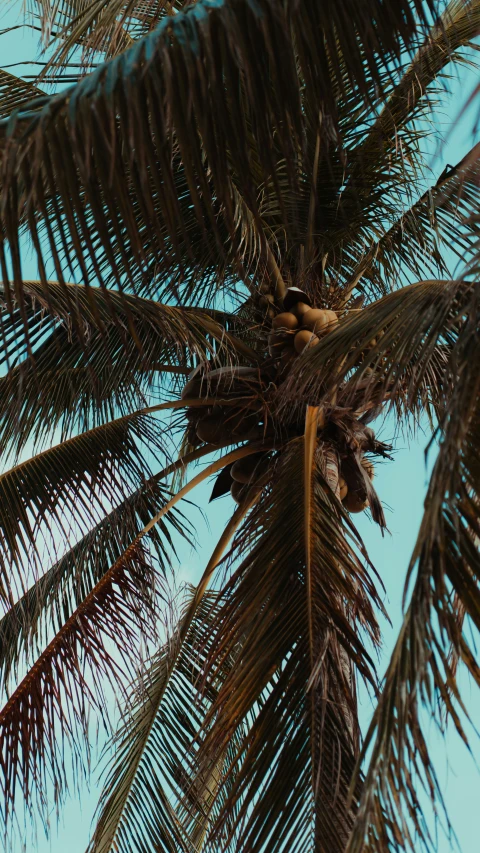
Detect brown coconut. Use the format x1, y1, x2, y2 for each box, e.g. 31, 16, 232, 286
292, 301, 311, 321
230, 480, 247, 504
323, 309, 338, 329
231, 453, 269, 484
272, 312, 298, 331
294, 329, 319, 353
181, 376, 202, 400
302, 308, 329, 334
343, 491, 369, 513
196, 413, 229, 445
339, 476, 348, 500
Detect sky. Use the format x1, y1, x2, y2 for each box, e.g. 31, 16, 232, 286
1, 4, 480, 853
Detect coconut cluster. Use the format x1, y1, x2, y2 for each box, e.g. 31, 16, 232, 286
180, 286, 383, 512
268, 297, 338, 373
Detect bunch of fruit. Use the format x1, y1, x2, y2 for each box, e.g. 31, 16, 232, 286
179, 286, 383, 515
267, 289, 338, 371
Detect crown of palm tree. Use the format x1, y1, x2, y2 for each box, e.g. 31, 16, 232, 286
0, 1, 480, 851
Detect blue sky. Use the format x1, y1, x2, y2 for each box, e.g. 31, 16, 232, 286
1, 5, 480, 852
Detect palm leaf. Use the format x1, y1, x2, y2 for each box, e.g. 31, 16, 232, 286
341, 142, 480, 303
0, 0, 446, 307
88, 504, 253, 853
0, 410, 168, 601
0, 442, 273, 828
348, 282, 480, 853
0, 280, 252, 453
282, 278, 474, 429
189, 437, 383, 852
0, 443, 217, 692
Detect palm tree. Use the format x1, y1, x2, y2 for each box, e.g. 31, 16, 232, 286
0, 0, 480, 850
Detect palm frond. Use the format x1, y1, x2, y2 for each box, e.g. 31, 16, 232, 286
0, 280, 251, 453
30, 0, 189, 69
282, 278, 474, 429
189, 437, 383, 853
340, 142, 480, 303
88, 503, 253, 853
0, 478, 190, 688
0, 410, 168, 602
348, 282, 480, 853
0, 442, 273, 829
0, 0, 444, 306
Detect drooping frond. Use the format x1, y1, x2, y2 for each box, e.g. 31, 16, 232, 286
0, 0, 446, 309
0, 280, 251, 453
0, 411, 167, 601
189, 436, 383, 853
0, 442, 273, 829
0, 476, 191, 688
348, 281, 480, 853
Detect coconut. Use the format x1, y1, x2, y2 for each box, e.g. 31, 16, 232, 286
323, 309, 338, 329
230, 480, 247, 504
339, 476, 348, 500
302, 308, 329, 334
294, 329, 319, 353
343, 491, 369, 513
196, 414, 230, 445
272, 312, 298, 331
181, 376, 202, 400
292, 301, 311, 321
283, 287, 312, 311
231, 453, 269, 484
361, 457, 375, 480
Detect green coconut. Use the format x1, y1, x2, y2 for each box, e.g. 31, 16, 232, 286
339, 476, 348, 500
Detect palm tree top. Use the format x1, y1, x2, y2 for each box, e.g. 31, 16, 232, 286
0, 2, 479, 852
